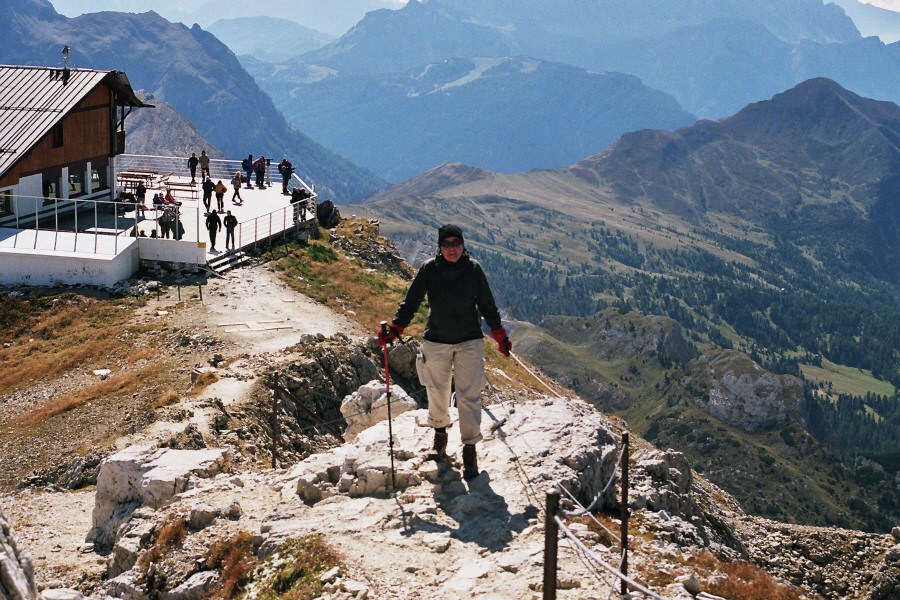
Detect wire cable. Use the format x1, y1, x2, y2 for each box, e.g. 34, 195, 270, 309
511, 351, 565, 398
556, 517, 670, 600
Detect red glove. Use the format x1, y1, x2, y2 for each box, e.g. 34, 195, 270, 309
378, 322, 404, 346
491, 327, 512, 357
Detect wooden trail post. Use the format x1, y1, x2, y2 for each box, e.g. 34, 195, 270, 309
271, 372, 280, 468
543, 488, 560, 600
620, 431, 630, 596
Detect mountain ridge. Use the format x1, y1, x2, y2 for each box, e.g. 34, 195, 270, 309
248, 55, 696, 181
0, 0, 386, 201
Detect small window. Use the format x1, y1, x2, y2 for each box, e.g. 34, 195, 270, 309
91, 166, 108, 191
43, 178, 59, 203
69, 170, 86, 198
0, 190, 11, 216
51, 122, 63, 147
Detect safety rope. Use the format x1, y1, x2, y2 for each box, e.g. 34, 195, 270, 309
556, 517, 670, 600
510, 351, 565, 398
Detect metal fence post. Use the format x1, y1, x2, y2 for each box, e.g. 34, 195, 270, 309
620, 431, 630, 596
271, 372, 280, 468
543, 488, 560, 600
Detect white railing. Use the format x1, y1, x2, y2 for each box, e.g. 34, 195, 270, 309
229, 198, 317, 252
117, 153, 244, 185
0, 194, 186, 255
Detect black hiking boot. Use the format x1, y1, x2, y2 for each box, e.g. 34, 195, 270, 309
427, 427, 448, 460
434, 428, 448, 455
462, 444, 479, 480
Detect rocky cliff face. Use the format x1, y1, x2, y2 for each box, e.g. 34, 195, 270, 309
688, 349, 809, 433
0, 507, 36, 600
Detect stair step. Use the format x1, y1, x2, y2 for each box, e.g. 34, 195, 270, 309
208, 250, 253, 275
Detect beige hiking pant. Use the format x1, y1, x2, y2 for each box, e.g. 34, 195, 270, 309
416, 338, 487, 445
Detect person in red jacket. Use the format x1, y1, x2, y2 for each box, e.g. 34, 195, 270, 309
379, 224, 512, 480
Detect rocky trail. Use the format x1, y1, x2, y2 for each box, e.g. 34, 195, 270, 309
1, 259, 899, 600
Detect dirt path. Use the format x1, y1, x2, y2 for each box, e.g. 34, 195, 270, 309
0, 264, 367, 591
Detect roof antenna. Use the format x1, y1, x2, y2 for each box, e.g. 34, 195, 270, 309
60, 46, 71, 85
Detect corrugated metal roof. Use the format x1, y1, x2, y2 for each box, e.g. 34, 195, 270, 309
0, 65, 151, 182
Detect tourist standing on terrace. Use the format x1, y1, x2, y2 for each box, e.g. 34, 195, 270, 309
205, 209, 222, 251
254, 156, 267, 188
231, 172, 243, 204
214, 180, 228, 212
199, 150, 211, 180
202, 177, 215, 213
242, 154, 254, 189
278, 158, 293, 194
188, 152, 199, 184
223, 210, 238, 251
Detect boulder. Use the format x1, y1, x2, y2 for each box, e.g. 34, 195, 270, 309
340, 380, 418, 442
87, 445, 230, 551
160, 571, 218, 600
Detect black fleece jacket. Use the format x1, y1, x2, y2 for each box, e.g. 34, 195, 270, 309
393, 253, 502, 344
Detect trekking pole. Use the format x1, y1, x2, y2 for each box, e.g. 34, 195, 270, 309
379, 321, 397, 491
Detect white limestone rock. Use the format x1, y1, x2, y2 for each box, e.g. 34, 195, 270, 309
340, 380, 418, 441
693, 350, 807, 433
87, 445, 230, 550
39, 590, 84, 600
0, 507, 38, 600
160, 570, 218, 600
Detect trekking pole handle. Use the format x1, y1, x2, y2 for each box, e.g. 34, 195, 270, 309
380, 320, 389, 337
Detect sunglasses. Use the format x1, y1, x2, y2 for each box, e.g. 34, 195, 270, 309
440, 239, 463, 248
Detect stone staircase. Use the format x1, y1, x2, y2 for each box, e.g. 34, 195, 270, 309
207, 249, 254, 275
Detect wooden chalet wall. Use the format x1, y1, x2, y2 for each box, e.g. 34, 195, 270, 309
0, 85, 114, 188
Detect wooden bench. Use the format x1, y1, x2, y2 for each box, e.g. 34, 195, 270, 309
165, 181, 198, 200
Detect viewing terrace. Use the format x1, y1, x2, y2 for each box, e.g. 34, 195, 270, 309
0, 154, 318, 287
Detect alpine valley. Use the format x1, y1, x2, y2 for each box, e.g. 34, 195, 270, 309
351, 77, 900, 533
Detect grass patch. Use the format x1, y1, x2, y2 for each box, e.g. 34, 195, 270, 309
206, 531, 259, 598
690, 550, 804, 600
257, 535, 343, 600
0, 293, 146, 395
138, 516, 188, 568
154, 389, 181, 409
800, 358, 897, 399
189, 370, 220, 397
268, 237, 420, 335
13, 363, 166, 426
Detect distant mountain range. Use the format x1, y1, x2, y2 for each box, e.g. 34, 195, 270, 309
2, 0, 385, 201
830, 0, 900, 42
358, 77, 899, 386
49, 0, 404, 37
232, 0, 900, 186
206, 17, 335, 63
246, 56, 696, 181
289, 0, 898, 119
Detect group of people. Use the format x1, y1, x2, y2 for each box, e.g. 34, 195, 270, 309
204, 209, 239, 253
241, 154, 269, 189
183, 150, 307, 253
187, 150, 210, 184
237, 154, 296, 195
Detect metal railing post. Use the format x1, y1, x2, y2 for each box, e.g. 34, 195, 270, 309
543, 488, 560, 600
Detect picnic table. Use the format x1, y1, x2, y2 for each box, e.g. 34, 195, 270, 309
165, 181, 198, 200
116, 170, 156, 191
157, 173, 199, 200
